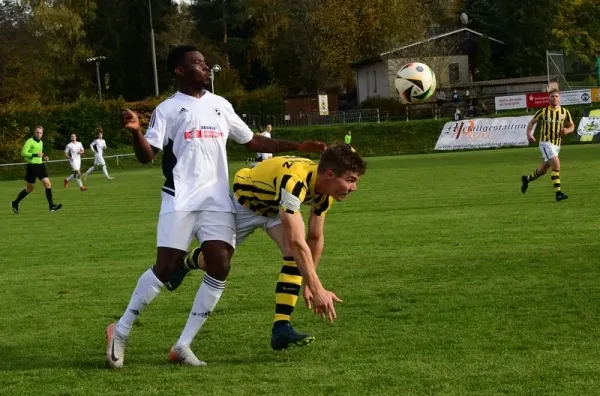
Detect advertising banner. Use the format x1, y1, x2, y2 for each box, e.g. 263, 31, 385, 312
576, 116, 600, 142
526, 92, 549, 109
435, 116, 532, 151
495, 94, 527, 110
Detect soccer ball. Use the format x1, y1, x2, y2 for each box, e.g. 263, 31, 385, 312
394, 62, 437, 104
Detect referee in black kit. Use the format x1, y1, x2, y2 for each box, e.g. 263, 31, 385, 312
11, 126, 62, 214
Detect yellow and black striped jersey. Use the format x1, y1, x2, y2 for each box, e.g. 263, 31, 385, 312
534, 106, 573, 146
233, 156, 334, 217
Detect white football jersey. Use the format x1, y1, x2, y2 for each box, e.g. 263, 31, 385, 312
91, 139, 107, 157
260, 131, 272, 159
65, 142, 84, 159
145, 91, 254, 215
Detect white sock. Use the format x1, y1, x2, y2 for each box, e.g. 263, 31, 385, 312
86, 166, 95, 175
102, 165, 110, 178
76, 175, 83, 188
66, 174, 75, 182
116, 268, 164, 337
175, 275, 226, 347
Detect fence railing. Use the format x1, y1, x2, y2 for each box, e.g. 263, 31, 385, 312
243, 108, 381, 128
0, 153, 138, 167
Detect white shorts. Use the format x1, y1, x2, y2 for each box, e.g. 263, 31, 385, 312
539, 142, 560, 162
156, 211, 236, 251
233, 197, 281, 246
94, 156, 106, 166
70, 158, 81, 171
261, 153, 273, 160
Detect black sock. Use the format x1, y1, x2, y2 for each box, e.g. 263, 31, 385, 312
14, 189, 29, 204
45, 188, 54, 206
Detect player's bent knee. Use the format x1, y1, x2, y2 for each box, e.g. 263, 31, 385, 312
154, 247, 188, 283
201, 240, 234, 281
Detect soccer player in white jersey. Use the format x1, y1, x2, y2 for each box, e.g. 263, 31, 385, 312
260, 124, 273, 161
63, 133, 87, 191
105, 45, 327, 369
84, 127, 114, 180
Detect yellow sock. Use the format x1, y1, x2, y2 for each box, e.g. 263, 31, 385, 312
274, 257, 302, 325
551, 170, 561, 192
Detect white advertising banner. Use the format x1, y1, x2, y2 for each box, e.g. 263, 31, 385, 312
435, 116, 532, 151
577, 117, 600, 136
560, 89, 592, 106
495, 94, 527, 110
318, 94, 329, 116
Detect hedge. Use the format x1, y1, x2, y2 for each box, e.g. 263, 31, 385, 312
1, 100, 598, 179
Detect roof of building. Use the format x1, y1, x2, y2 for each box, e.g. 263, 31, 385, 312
352, 28, 505, 68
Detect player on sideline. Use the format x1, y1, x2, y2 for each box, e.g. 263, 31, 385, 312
521, 89, 574, 201
63, 133, 87, 191
167, 145, 367, 350
105, 45, 328, 369
260, 124, 273, 161
11, 126, 62, 213
84, 127, 114, 180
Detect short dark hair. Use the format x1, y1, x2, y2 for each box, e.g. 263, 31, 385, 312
167, 45, 198, 73
318, 144, 367, 176
549, 88, 560, 95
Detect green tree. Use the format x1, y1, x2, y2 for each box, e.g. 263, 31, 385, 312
87, 0, 176, 101
475, 35, 492, 81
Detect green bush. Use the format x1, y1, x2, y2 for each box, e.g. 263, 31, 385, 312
360, 96, 405, 116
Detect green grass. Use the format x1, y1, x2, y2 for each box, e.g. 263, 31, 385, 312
1, 146, 600, 395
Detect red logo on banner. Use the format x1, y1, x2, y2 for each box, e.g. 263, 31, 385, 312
526, 92, 549, 109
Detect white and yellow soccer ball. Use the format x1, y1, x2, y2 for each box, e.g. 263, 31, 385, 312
394, 62, 437, 104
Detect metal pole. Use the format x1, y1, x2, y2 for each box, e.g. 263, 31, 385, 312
149, 0, 159, 97
546, 50, 550, 90
95, 61, 102, 101
211, 70, 215, 93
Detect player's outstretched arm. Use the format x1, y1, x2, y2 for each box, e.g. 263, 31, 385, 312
244, 134, 327, 155
121, 108, 159, 164
280, 208, 341, 323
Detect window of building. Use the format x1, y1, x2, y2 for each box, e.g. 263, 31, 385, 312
373, 70, 378, 93
449, 63, 460, 84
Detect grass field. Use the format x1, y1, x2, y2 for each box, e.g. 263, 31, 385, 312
1, 145, 600, 396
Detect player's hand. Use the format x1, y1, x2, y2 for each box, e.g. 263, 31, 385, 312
527, 134, 536, 143
121, 108, 141, 132
298, 140, 327, 154
560, 128, 567, 136
43, 156, 49, 162
311, 287, 342, 323
36, 152, 44, 157
302, 285, 313, 310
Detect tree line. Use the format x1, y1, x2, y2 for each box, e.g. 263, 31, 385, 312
0, 0, 599, 106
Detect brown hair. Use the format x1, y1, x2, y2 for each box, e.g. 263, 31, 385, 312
549, 88, 560, 95
318, 144, 367, 176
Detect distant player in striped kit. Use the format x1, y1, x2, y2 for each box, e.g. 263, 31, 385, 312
521, 89, 574, 201
63, 133, 87, 191
84, 127, 114, 180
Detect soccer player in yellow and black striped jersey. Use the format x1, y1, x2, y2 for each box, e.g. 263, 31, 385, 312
166, 144, 367, 350
521, 89, 574, 201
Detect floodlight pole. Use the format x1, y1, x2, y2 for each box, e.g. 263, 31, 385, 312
149, 0, 159, 97
86, 56, 106, 101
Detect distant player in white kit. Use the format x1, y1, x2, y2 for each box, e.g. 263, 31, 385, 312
105, 45, 327, 369
260, 124, 273, 161
63, 133, 87, 191
84, 127, 114, 180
